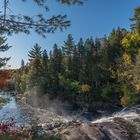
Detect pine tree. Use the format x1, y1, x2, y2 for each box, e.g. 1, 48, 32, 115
21, 59, 25, 69
63, 34, 75, 56
71, 46, 80, 80
130, 6, 140, 34
63, 34, 75, 79
28, 43, 42, 61
48, 44, 63, 93
27, 44, 43, 90
52, 44, 63, 73
0, 35, 11, 67
40, 49, 49, 93
42, 49, 48, 73
0, 0, 85, 37
77, 38, 85, 83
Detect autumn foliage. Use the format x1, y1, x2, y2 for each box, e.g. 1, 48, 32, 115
0, 119, 60, 140
0, 69, 15, 91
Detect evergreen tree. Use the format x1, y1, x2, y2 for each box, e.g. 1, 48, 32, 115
0, 0, 77, 37
77, 38, 86, 83
0, 35, 11, 67
21, 59, 25, 69
63, 34, 75, 56
28, 43, 42, 61
48, 44, 63, 93
41, 49, 49, 92
27, 44, 43, 90
71, 46, 80, 80
63, 34, 75, 79
130, 6, 140, 34
42, 49, 48, 70
52, 44, 63, 73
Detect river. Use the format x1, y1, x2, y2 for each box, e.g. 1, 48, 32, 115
1, 92, 140, 139
0, 92, 72, 127
1, 92, 140, 127
0, 92, 97, 125
0, 92, 33, 126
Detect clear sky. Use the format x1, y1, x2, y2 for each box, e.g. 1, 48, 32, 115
0, 0, 140, 68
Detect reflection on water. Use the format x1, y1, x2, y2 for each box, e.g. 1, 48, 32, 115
0, 92, 70, 127
0, 92, 32, 126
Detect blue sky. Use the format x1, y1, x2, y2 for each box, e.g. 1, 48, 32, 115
0, 0, 140, 68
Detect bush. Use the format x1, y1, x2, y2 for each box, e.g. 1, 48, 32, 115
120, 80, 135, 107
81, 84, 91, 93
0, 119, 61, 140
101, 84, 114, 102
0, 97, 9, 105
121, 94, 133, 107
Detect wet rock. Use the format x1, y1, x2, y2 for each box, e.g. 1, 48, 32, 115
114, 117, 140, 139
80, 123, 107, 140
21, 97, 26, 103
58, 122, 129, 140
97, 122, 128, 140
18, 95, 140, 140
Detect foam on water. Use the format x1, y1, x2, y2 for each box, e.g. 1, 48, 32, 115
92, 107, 140, 123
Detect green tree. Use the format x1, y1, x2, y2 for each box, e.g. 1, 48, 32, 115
21, 59, 25, 70
41, 49, 49, 93
27, 44, 43, 90
63, 34, 75, 79
0, 0, 85, 36
130, 6, 140, 34
63, 34, 75, 56
28, 43, 42, 61
0, 35, 11, 67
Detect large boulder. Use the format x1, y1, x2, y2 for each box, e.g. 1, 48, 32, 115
58, 122, 129, 140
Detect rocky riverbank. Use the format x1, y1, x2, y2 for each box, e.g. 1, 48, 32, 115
21, 97, 140, 140
0, 96, 9, 107
19, 93, 140, 140
42, 106, 140, 140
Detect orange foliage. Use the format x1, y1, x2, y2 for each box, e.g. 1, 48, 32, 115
0, 69, 15, 90
81, 84, 91, 93
135, 83, 140, 90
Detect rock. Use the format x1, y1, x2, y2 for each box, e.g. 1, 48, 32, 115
21, 97, 26, 103
58, 122, 108, 140
60, 127, 91, 140
97, 122, 128, 140
80, 123, 107, 140
56, 121, 135, 140
113, 117, 140, 139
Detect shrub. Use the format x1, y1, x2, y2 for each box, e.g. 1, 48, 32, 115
0, 119, 61, 140
101, 84, 114, 102
81, 84, 91, 93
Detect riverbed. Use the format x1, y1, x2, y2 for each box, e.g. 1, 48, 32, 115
1, 92, 140, 139
0, 92, 72, 127
0, 92, 33, 126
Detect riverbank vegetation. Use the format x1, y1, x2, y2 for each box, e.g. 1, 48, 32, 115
0, 97, 9, 105
0, 69, 15, 91
0, 119, 61, 140
12, 6, 140, 108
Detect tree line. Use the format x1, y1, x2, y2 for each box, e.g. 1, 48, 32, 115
1, 4, 140, 108
14, 25, 140, 107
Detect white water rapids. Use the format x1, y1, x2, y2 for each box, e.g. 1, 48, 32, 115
1, 92, 140, 130
92, 106, 140, 123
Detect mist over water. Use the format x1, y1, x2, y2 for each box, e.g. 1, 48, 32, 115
26, 87, 73, 116
1, 90, 140, 135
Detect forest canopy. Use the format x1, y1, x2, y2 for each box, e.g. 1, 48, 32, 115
2, 2, 140, 108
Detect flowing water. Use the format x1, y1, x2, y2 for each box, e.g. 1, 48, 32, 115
0, 92, 69, 127
1, 92, 140, 130
92, 105, 140, 124
0, 92, 33, 126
